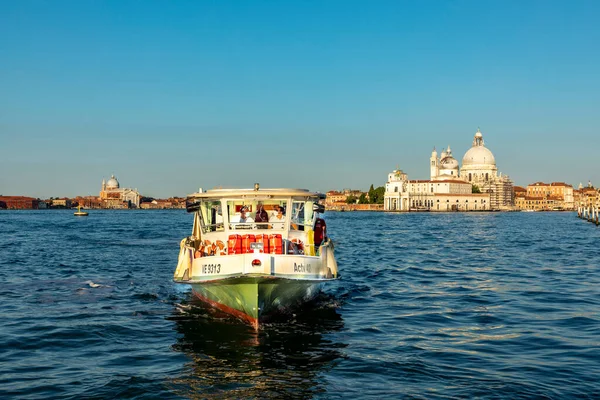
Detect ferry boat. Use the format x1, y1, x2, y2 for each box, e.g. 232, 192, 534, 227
173, 185, 339, 329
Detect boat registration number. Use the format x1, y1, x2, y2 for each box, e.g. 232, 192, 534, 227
202, 264, 221, 274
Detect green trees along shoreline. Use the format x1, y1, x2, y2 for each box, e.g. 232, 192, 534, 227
346, 185, 385, 205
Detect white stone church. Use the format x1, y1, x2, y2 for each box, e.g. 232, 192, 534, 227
384, 129, 514, 211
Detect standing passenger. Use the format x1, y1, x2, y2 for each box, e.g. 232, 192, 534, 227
255, 202, 269, 229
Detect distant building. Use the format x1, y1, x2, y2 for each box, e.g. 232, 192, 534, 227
514, 182, 574, 211
574, 182, 599, 209
513, 186, 527, 197
73, 196, 103, 209
325, 189, 365, 208
384, 169, 490, 211
325, 191, 346, 206
385, 128, 513, 211
52, 198, 72, 208
0, 196, 39, 209
140, 199, 171, 209
139, 198, 185, 209
99, 175, 140, 208
429, 128, 514, 209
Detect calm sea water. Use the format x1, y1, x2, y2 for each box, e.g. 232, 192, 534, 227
1, 210, 599, 399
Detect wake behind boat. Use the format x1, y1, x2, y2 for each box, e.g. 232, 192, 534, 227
173, 185, 339, 329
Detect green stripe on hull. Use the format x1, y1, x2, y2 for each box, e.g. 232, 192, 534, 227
191, 277, 323, 324
192, 280, 260, 321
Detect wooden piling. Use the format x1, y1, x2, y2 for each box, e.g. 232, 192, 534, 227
577, 204, 599, 226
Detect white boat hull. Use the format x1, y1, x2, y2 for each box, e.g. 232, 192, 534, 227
175, 241, 338, 328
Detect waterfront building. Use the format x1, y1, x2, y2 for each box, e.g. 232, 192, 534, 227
73, 196, 103, 209
574, 182, 599, 209
531, 182, 573, 210
430, 146, 460, 181
139, 198, 185, 209
514, 186, 527, 197
429, 128, 514, 209
325, 189, 366, 209
385, 128, 512, 211
51, 198, 72, 208
325, 191, 346, 206
515, 182, 575, 211
99, 174, 140, 208
514, 182, 575, 211
0, 196, 39, 209
384, 169, 490, 211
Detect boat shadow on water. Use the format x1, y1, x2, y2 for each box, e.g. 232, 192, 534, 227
167, 292, 347, 398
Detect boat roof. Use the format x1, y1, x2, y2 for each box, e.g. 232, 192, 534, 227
187, 188, 325, 200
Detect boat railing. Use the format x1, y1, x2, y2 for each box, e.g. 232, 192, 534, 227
181, 234, 324, 258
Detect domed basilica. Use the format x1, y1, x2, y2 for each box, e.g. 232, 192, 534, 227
430, 128, 514, 209
99, 174, 140, 208
384, 128, 514, 212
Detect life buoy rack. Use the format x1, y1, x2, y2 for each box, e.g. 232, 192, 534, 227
195, 239, 227, 257
289, 238, 304, 255
215, 240, 226, 255
201, 239, 215, 256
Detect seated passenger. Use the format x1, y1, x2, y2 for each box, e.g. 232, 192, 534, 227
231, 206, 254, 229
269, 206, 286, 229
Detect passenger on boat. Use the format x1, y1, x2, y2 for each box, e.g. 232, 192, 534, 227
231, 206, 254, 229
269, 206, 286, 229
255, 202, 269, 229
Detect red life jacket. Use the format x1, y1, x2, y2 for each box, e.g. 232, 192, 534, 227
314, 218, 326, 246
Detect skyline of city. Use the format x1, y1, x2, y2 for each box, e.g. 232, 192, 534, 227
1, 125, 598, 199
0, 163, 594, 201
1, 128, 595, 199
2, 1, 599, 198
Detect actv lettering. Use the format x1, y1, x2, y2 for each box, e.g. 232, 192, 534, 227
293, 263, 312, 273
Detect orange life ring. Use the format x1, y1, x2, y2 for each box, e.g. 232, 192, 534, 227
201, 239, 215, 256
215, 240, 226, 255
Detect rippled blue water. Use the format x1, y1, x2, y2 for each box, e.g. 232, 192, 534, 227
1, 210, 599, 399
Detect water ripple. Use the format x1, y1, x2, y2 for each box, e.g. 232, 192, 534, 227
1, 210, 600, 398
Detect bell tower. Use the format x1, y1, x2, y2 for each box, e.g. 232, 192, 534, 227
430, 147, 439, 179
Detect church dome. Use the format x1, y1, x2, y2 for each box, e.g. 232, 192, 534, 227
106, 175, 120, 189
462, 129, 496, 166
463, 146, 496, 166
440, 155, 459, 169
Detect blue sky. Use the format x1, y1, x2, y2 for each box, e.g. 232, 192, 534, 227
1, 0, 599, 198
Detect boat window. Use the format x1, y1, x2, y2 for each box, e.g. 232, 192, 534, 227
226, 200, 288, 230
290, 201, 315, 231
199, 200, 224, 233
266, 200, 288, 230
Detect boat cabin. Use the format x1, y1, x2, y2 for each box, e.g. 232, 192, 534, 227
185, 188, 327, 258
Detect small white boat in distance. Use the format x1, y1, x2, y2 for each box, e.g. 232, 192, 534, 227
74, 205, 89, 216
173, 185, 339, 329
